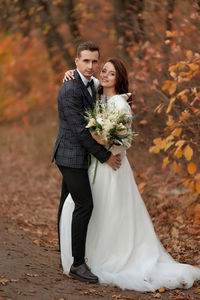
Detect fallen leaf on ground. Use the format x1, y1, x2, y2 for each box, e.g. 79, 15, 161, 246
0, 278, 8, 285
33, 239, 40, 245
153, 293, 161, 298
158, 287, 166, 293
10, 279, 19, 282
112, 295, 122, 299
25, 273, 39, 277
171, 227, 179, 238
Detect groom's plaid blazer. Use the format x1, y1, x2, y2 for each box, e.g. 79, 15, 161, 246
52, 70, 111, 169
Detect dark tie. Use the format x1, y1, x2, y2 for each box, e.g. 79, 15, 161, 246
86, 79, 96, 99
86, 79, 94, 88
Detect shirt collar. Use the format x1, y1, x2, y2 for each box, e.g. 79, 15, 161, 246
76, 69, 93, 86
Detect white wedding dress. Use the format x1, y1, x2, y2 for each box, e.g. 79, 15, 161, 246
60, 94, 200, 291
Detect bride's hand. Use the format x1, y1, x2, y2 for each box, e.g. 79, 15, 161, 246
91, 133, 108, 146
63, 69, 75, 82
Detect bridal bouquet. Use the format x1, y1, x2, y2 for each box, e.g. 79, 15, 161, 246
85, 96, 135, 149
85, 95, 137, 183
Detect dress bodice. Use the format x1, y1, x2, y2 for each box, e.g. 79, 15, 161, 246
107, 93, 132, 156
100, 93, 132, 116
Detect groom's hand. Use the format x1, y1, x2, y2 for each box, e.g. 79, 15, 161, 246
106, 154, 121, 171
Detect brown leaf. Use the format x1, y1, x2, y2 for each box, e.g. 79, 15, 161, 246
33, 239, 40, 246
172, 127, 182, 137
171, 227, 179, 238
158, 287, 166, 293
176, 216, 184, 224
183, 145, 193, 161
175, 140, 186, 148
186, 50, 193, 60
195, 182, 200, 194
0, 278, 8, 286
138, 182, 146, 194
187, 161, 197, 175
140, 120, 148, 125
153, 293, 161, 298
166, 97, 176, 113
162, 156, 170, 169
88, 289, 96, 293
172, 161, 183, 173
174, 147, 183, 159
181, 95, 188, 102
10, 279, 19, 283
25, 273, 39, 277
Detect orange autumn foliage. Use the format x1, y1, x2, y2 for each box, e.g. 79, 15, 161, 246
0, 33, 57, 124
149, 51, 200, 201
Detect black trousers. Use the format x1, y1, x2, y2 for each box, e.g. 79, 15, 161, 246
57, 165, 93, 259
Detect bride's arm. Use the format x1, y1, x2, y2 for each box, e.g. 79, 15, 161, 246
91, 133, 108, 146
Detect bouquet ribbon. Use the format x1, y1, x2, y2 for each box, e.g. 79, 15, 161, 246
92, 143, 114, 184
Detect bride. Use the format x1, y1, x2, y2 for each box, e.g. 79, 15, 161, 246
60, 58, 200, 291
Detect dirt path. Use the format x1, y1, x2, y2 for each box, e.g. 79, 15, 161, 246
0, 127, 200, 300
0, 216, 200, 300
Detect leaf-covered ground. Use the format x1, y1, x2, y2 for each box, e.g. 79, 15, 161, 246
0, 124, 200, 300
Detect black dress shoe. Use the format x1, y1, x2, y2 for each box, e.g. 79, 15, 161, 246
69, 263, 98, 283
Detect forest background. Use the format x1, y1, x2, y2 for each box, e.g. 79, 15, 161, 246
0, 1, 200, 297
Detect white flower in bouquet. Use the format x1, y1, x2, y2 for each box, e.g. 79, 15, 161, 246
96, 117, 103, 125
103, 119, 114, 133
86, 118, 96, 128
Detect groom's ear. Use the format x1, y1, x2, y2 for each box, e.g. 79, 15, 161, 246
75, 57, 79, 66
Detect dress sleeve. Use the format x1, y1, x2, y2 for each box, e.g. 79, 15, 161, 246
108, 94, 132, 116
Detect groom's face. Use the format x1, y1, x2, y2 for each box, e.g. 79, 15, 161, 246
75, 50, 99, 80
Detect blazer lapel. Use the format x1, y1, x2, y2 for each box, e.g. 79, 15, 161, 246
75, 70, 96, 108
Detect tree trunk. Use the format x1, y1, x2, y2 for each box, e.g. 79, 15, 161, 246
1, 0, 75, 72
196, 0, 200, 12
30, 0, 75, 72
113, 0, 128, 59
16, 0, 31, 37
113, 0, 146, 61
60, 0, 81, 45
0, 1, 15, 33
136, 0, 146, 42
163, 0, 176, 76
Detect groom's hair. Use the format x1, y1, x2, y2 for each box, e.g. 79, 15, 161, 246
77, 41, 100, 58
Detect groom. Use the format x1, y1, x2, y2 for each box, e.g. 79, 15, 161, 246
52, 42, 121, 283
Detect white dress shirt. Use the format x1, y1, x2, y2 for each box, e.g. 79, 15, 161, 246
76, 69, 93, 96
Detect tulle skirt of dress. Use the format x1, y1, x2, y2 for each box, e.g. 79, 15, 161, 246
60, 148, 200, 291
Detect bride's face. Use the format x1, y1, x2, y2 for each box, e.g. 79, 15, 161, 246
100, 62, 116, 89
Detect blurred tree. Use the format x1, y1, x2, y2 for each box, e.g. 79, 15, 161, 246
29, 0, 74, 71
58, 0, 81, 44
15, 0, 31, 37
0, 0, 77, 72
113, 0, 146, 61
195, 0, 200, 10
0, 0, 16, 33
163, 0, 176, 76
0, 0, 200, 127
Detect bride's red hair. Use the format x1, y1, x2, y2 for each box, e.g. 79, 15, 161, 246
98, 57, 132, 104
107, 58, 129, 94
